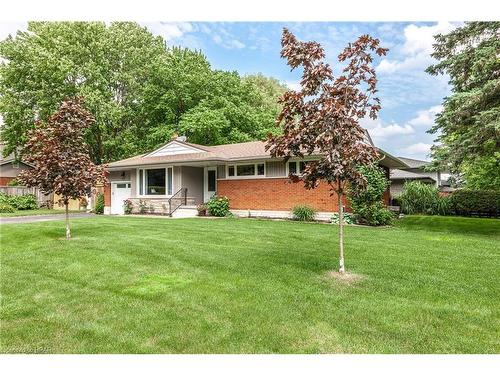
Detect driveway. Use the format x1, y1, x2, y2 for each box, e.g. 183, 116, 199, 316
0, 213, 94, 224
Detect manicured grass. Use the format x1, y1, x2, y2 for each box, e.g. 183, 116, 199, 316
0, 208, 85, 217
0, 215, 498, 353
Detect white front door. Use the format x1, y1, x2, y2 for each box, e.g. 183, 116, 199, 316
204, 167, 217, 202
111, 182, 131, 214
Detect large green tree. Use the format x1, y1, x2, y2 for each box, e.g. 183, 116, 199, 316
178, 72, 287, 145
426, 22, 499, 189
0, 22, 167, 163
1, 22, 285, 163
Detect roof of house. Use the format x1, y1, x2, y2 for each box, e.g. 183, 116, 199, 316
0, 143, 25, 166
397, 156, 430, 169
107, 138, 409, 170
390, 169, 436, 181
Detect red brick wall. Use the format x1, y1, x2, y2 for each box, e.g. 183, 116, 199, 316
0, 177, 15, 186
104, 183, 111, 207
217, 178, 349, 212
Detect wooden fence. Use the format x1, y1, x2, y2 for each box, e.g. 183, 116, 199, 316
0, 186, 53, 207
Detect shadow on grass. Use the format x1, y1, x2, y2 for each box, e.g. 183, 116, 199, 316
395, 215, 500, 237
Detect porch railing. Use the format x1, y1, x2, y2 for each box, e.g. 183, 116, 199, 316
168, 187, 188, 217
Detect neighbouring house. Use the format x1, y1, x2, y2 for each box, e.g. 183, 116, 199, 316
390, 156, 454, 199
105, 136, 407, 219
0, 143, 33, 186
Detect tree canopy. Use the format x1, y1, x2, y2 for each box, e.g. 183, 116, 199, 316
17, 97, 106, 239
0, 22, 286, 163
426, 22, 499, 190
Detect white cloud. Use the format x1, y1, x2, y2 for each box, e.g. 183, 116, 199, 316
0, 22, 27, 41
285, 81, 301, 91
377, 22, 459, 74
401, 142, 432, 155
201, 24, 246, 50
361, 118, 414, 141
142, 22, 193, 42
408, 105, 443, 127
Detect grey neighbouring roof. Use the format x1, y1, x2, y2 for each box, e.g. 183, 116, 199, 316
390, 168, 436, 181
397, 156, 431, 169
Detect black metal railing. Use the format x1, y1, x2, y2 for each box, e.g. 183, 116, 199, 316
168, 187, 188, 217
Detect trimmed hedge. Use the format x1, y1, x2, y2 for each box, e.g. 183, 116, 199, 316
449, 190, 499, 217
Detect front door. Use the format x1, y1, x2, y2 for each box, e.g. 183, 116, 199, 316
204, 167, 217, 202
111, 182, 131, 214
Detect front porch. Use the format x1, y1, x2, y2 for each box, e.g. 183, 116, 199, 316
106, 163, 219, 215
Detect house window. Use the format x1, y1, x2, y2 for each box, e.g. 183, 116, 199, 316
288, 161, 309, 175
138, 167, 173, 196
236, 164, 255, 176
139, 170, 144, 195
227, 163, 266, 178
167, 167, 173, 195
257, 163, 265, 176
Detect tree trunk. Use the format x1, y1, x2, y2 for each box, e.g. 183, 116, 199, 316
338, 186, 345, 273
65, 202, 71, 240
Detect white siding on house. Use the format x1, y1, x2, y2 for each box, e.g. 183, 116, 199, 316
265, 161, 286, 177
147, 141, 205, 157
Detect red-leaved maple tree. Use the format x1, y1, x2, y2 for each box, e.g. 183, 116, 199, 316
18, 97, 106, 240
267, 29, 388, 273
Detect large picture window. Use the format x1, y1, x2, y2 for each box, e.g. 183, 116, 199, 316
138, 167, 173, 196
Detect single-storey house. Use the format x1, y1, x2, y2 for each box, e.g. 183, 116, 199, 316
0, 143, 33, 186
105, 136, 407, 219
390, 156, 453, 198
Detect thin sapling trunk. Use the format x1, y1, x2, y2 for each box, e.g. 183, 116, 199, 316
65, 201, 71, 240
338, 182, 345, 273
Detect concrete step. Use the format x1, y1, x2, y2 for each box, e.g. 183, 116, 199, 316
171, 206, 199, 218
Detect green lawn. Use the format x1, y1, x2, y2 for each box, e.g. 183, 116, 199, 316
0, 209, 85, 217
0, 215, 498, 353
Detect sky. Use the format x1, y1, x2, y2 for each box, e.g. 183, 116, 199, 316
0, 21, 461, 160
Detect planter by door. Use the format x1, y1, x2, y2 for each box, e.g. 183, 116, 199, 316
204, 167, 217, 202
111, 182, 131, 214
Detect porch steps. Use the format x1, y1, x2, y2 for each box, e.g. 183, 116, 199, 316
171, 205, 198, 218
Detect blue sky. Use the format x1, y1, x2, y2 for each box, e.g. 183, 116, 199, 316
141, 21, 461, 161
1, 21, 461, 160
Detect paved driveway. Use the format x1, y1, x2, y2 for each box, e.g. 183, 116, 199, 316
0, 213, 94, 224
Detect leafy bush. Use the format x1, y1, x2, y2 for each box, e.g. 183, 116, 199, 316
0, 203, 15, 213
331, 212, 356, 225
123, 199, 133, 214
138, 200, 147, 214
449, 189, 500, 217
206, 196, 230, 217
0, 193, 37, 210
7, 178, 20, 186
398, 181, 445, 215
353, 202, 394, 226
197, 203, 207, 216
348, 166, 392, 226
292, 205, 316, 221
94, 193, 105, 214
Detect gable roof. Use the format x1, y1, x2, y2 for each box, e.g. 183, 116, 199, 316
397, 157, 430, 169
107, 138, 409, 169
0, 143, 33, 167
